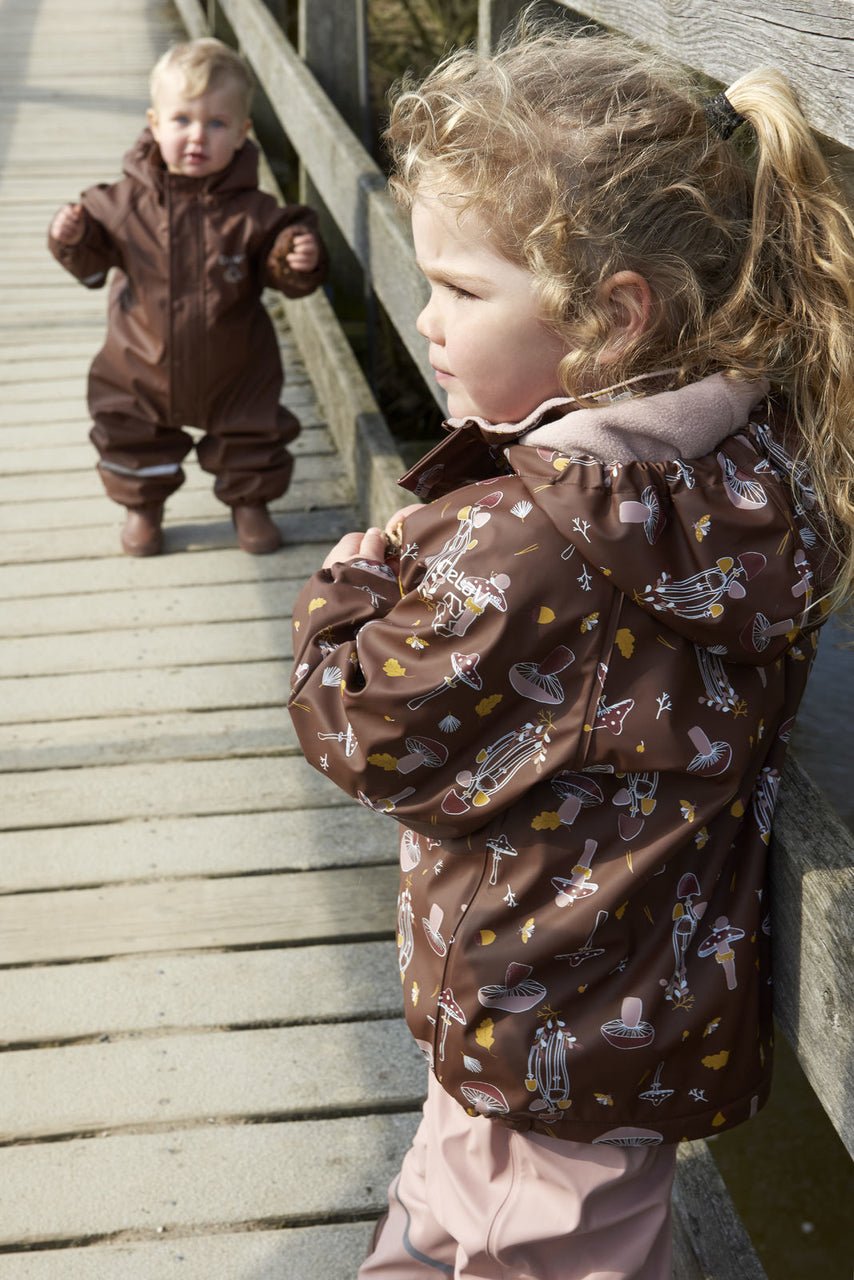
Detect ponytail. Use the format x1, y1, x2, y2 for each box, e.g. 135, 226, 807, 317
709, 71, 854, 612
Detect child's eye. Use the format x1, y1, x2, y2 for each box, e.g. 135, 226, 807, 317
175, 115, 190, 125
209, 119, 227, 129
447, 283, 478, 301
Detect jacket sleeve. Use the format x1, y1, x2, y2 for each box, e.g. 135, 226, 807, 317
47, 199, 122, 288
259, 203, 329, 297
289, 485, 597, 840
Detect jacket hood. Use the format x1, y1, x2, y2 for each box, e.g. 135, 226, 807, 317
400, 389, 833, 661
122, 128, 261, 195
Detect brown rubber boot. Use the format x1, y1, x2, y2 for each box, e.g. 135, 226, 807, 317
232, 504, 282, 554
120, 504, 164, 557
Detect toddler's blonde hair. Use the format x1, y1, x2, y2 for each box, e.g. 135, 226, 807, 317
150, 38, 253, 115
386, 24, 854, 610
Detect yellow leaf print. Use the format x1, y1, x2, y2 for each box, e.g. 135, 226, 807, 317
475, 1018, 495, 1050
615, 900, 628, 919
478, 930, 496, 946
730, 799, 745, 818
368, 753, 398, 772
702, 1050, 730, 1071
383, 658, 407, 677
532, 810, 561, 831
711, 1111, 727, 1127
538, 606, 556, 624
307, 597, 327, 614
475, 694, 503, 717
615, 628, 635, 658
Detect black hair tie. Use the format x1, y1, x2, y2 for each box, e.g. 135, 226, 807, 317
704, 91, 746, 140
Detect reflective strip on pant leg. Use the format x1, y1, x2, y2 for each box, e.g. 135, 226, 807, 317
99, 460, 182, 478
393, 1176, 455, 1275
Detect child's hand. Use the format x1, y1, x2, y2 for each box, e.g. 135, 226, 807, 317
322, 527, 386, 570
50, 204, 86, 245
285, 227, 321, 273
383, 502, 422, 552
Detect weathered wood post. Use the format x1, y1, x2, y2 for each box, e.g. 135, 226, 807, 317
478, 0, 526, 54
297, 0, 374, 379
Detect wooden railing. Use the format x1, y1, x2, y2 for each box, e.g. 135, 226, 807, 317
171, 1, 853, 1274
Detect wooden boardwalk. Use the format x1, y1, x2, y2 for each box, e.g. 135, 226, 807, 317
0, 1, 423, 1275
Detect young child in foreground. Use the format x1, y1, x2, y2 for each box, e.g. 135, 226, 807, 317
288, 24, 854, 1279
48, 38, 327, 556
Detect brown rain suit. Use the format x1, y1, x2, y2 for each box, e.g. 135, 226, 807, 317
48, 130, 327, 508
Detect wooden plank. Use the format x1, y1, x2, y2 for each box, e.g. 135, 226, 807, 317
554, 0, 854, 147
0, 543, 323, 600
0, 503, 352, 564
672, 1139, 767, 1279
771, 756, 854, 1157
1, 942, 400, 1042
1, 707, 299, 772
0, 475, 351, 533
0, 756, 329, 828
0, 807, 395, 894
0, 579, 296, 638
2, 1020, 424, 1140
0, 1113, 420, 1245
0, 1225, 375, 1280
0, 659, 289, 722
0, 616, 292, 677
0, 863, 399, 964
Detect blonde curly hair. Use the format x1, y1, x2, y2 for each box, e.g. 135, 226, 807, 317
150, 38, 253, 115
386, 24, 854, 609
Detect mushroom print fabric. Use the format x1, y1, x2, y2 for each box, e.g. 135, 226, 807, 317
289, 397, 833, 1145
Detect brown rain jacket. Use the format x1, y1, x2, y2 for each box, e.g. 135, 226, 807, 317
48, 130, 327, 436
289, 394, 831, 1146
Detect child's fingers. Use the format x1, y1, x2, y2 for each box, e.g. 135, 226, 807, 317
384, 503, 422, 534
359, 527, 387, 561
321, 531, 365, 569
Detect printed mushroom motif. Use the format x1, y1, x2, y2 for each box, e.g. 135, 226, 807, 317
453, 573, 511, 635
600, 996, 655, 1049
437, 987, 466, 1061
638, 1062, 675, 1106
486, 834, 519, 886
397, 735, 449, 775
460, 1081, 510, 1116
408, 651, 483, 710
551, 773, 604, 826
739, 610, 794, 653
556, 909, 609, 966
422, 903, 447, 957
552, 839, 599, 906
509, 645, 576, 704
717, 452, 768, 510
477, 962, 547, 1012
618, 484, 666, 543
687, 726, 733, 776
698, 915, 745, 990
399, 829, 421, 873
592, 1126, 664, 1146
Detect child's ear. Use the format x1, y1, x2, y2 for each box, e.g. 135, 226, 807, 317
146, 107, 159, 137
241, 118, 252, 142
598, 271, 652, 365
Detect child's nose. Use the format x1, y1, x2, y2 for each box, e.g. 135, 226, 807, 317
189, 120, 205, 140
416, 295, 442, 344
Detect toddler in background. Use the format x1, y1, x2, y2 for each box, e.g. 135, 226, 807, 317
49, 37, 327, 556
289, 20, 854, 1280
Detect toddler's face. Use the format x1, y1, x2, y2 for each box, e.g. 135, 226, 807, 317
412, 193, 569, 424
147, 70, 250, 178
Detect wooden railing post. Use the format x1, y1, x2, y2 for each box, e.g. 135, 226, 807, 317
478, 0, 526, 54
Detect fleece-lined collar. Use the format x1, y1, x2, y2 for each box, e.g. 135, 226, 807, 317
446, 371, 770, 464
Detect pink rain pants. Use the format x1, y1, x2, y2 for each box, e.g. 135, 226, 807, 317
359, 1076, 677, 1280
